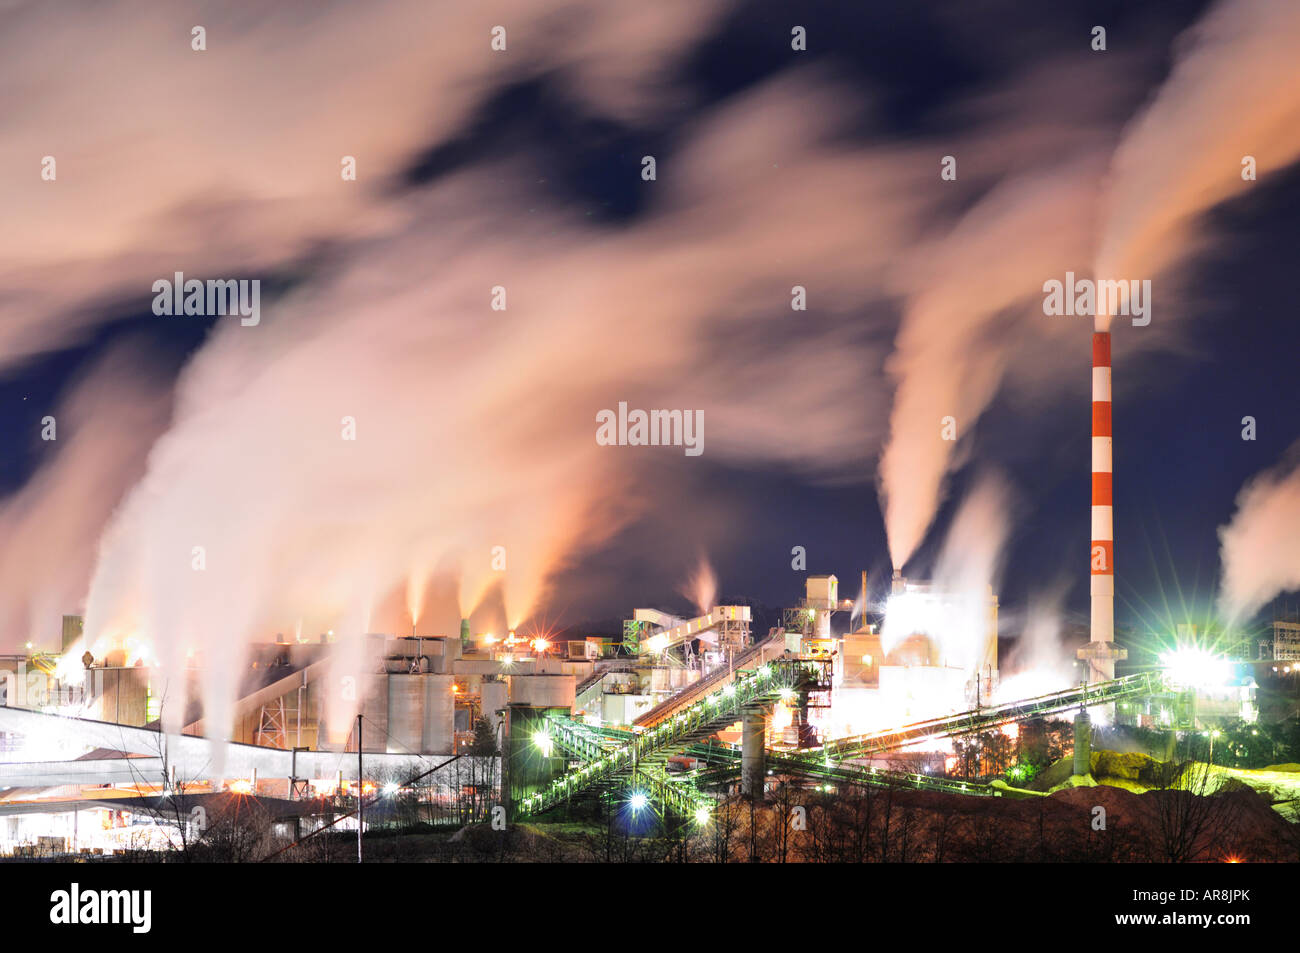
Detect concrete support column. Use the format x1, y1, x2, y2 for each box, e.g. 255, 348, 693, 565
1072, 709, 1092, 777
741, 708, 766, 800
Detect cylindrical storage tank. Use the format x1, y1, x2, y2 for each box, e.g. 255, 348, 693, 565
815, 608, 832, 640
387, 675, 424, 754
422, 674, 455, 755
1073, 709, 1092, 776
360, 674, 390, 752
741, 709, 766, 799
508, 674, 575, 712
480, 679, 508, 732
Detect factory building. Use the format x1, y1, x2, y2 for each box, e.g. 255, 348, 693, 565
1269, 621, 1300, 661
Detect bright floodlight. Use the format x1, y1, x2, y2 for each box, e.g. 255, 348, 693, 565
383, 782, 400, 796
1159, 647, 1231, 689
779, 687, 797, 702
629, 792, 649, 812
532, 730, 553, 756
693, 807, 710, 825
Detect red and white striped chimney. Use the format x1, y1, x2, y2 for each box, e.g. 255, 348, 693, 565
1089, 330, 1115, 680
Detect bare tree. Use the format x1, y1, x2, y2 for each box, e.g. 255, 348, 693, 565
1145, 759, 1244, 863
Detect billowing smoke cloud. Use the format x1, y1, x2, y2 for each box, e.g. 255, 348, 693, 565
1094, 0, 1300, 330
0, 0, 728, 371
875, 51, 1150, 571
879, 159, 1108, 569
0, 1, 911, 736
67, 66, 920, 732
1218, 443, 1300, 619
995, 585, 1075, 702
929, 473, 1013, 673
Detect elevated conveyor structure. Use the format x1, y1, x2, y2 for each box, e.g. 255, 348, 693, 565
633, 634, 790, 729
523, 672, 1159, 818
798, 672, 1160, 764
678, 742, 1039, 798
512, 658, 822, 818
632, 606, 751, 656
543, 718, 712, 816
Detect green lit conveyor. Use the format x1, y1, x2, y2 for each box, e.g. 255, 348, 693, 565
513, 659, 820, 818
799, 671, 1160, 763
518, 670, 1161, 818
677, 741, 1031, 798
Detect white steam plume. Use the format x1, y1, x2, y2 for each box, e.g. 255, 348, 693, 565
1093, 0, 1300, 329
681, 555, 718, 617
0, 348, 170, 649
77, 73, 919, 738
881, 0, 1300, 567
1218, 444, 1300, 620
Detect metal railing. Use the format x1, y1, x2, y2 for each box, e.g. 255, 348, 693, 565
801, 672, 1160, 763
632, 635, 790, 729
513, 659, 818, 818
520, 672, 1158, 817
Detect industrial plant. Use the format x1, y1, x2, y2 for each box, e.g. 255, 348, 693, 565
2, 0, 1299, 889
4, 305, 1292, 863
1, 554, 1291, 861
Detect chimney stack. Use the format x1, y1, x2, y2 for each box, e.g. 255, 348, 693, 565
1080, 329, 1126, 681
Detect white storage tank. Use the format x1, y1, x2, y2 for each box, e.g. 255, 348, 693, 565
480, 679, 508, 732
422, 673, 455, 754
387, 674, 424, 754
509, 673, 575, 712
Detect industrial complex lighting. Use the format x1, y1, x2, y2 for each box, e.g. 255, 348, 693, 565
532, 730, 553, 756
383, 782, 400, 796
1159, 646, 1232, 689
644, 634, 670, 653
693, 807, 710, 825
628, 792, 649, 812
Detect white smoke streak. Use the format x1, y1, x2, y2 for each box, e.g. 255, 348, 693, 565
1094, 0, 1300, 329
681, 555, 718, 617
74, 74, 916, 736
1218, 444, 1300, 619
0, 348, 170, 648
881, 0, 1300, 566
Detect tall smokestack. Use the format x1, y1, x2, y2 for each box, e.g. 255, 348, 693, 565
1080, 329, 1126, 682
